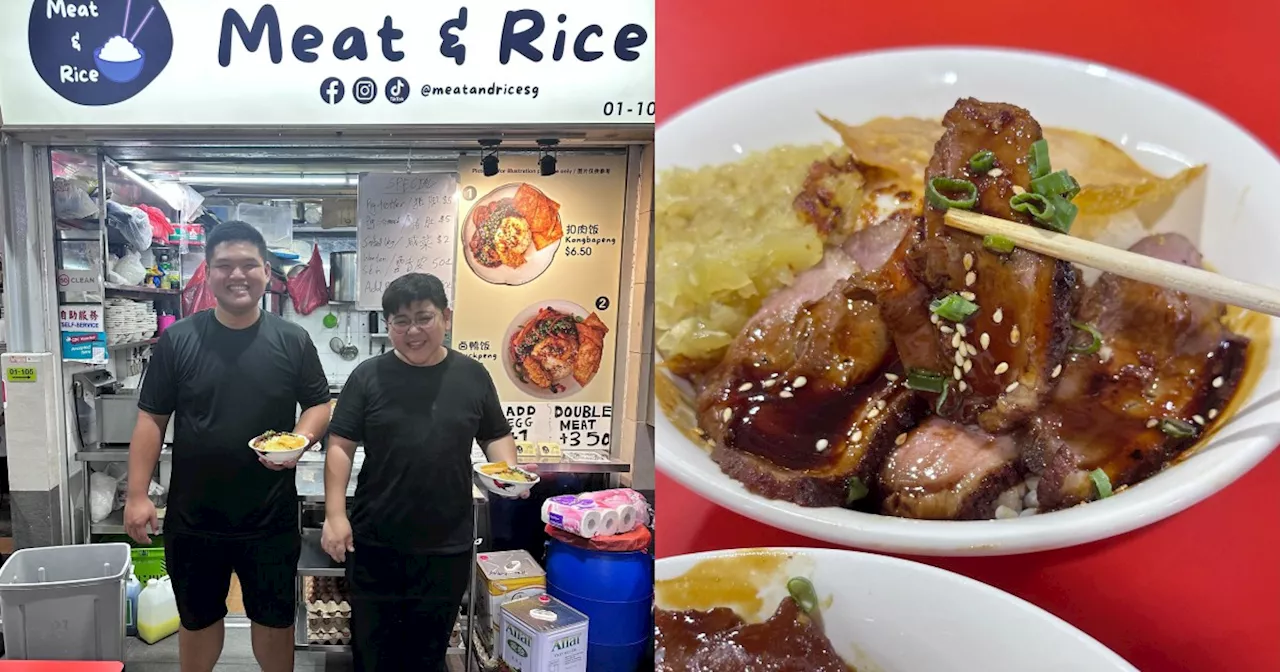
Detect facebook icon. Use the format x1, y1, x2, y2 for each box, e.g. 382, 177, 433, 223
320, 77, 345, 104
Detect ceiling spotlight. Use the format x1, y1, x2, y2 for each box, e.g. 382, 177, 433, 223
538, 138, 560, 177
479, 138, 502, 177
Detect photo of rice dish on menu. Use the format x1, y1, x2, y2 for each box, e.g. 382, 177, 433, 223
504, 300, 610, 398
463, 182, 565, 286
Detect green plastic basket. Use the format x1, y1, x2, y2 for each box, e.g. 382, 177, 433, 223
131, 547, 167, 582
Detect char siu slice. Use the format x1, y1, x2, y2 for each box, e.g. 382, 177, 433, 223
877, 417, 1021, 520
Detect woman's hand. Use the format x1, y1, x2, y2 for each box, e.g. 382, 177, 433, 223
321, 515, 355, 563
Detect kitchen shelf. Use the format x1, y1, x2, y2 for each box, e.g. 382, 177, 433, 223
91, 507, 164, 535
105, 283, 180, 298
298, 528, 344, 577
292, 590, 466, 656
76, 448, 172, 462
107, 337, 158, 351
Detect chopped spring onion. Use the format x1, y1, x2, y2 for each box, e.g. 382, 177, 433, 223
1029, 194, 1078, 234
930, 293, 980, 323
845, 477, 870, 505
968, 150, 996, 173
1030, 170, 1081, 201
905, 369, 947, 394
983, 234, 1016, 254
1028, 139, 1051, 180
935, 382, 951, 413
926, 177, 978, 210
1010, 192, 1055, 220
1159, 418, 1199, 439
1069, 321, 1102, 355
787, 577, 820, 613
1089, 468, 1113, 499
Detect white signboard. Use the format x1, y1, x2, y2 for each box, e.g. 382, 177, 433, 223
0, 1, 654, 127
356, 172, 460, 311
56, 268, 104, 295
59, 304, 105, 332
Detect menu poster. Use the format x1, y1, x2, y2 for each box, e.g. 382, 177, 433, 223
356, 172, 460, 311
453, 153, 629, 449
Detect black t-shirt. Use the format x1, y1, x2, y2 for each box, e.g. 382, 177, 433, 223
329, 350, 511, 553
138, 310, 331, 538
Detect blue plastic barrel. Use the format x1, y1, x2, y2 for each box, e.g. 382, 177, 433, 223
544, 538, 653, 672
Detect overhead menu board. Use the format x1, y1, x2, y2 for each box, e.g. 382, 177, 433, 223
356, 172, 460, 311
452, 153, 628, 450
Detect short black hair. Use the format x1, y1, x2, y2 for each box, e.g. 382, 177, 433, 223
382, 273, 448, 316
205, 220, 269, 263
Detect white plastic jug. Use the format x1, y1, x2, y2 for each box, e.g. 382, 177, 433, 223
137, 577, 180, 644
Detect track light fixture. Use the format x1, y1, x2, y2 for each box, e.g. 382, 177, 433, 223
538, 139, 560, 177
479, 139, 502, 177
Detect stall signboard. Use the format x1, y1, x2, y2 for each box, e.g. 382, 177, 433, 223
0, 1, 654, 127
57, 268, 104, 296
452, 153, 626, 449
59, 303, 108, 363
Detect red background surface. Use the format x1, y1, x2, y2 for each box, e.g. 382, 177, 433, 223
655, 2, 1280, 670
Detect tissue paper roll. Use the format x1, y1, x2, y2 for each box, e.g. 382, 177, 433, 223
543, 499, 604, 538
599, 509, 621, 537
579, 489, 651, 525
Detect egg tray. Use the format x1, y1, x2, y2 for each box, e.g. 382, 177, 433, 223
303, 576, 352, 645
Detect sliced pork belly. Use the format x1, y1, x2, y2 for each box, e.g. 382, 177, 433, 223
655, 597, 848, 671
878, 417, 1021, 520
1029, 233, 1249, 510
697, 218, 919, 507
879, 98, 1078, 433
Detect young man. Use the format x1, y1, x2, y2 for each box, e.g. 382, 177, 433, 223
321, 273, 527, 672
123, 221, 332, 672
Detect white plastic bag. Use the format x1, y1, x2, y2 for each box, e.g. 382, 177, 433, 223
53, 177, 99, 221
113, 250, 148, 286
89, 471, 119, 523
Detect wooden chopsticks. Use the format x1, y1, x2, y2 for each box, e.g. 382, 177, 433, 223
943, 209, 1280, 318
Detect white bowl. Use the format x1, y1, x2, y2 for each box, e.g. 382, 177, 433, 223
472, 462, 540, 498
249, 432, 311, 464
656, 47, 1280, 556
656, 547, 1136, 671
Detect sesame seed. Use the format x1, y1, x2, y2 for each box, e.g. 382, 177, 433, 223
851, 430, 863, 442
1193, 414, 1205, 426
1212, 376, 1224, 388
721, 408, 733, 422
884, 373, 899, 382
988, 168, 1005, 178
1052, 364, 1062, 379
867, 407, 881, 419
957, 324, 968, 337
993, 308, 1003, 324
994, 362, 1009, 375
1208, 408, 1219, 420
930, 313, 940, 325
1012, 185, 1026, 195
1005, 381, 1020, 393
939, 325, 954, 334
1146, 418, 1158, 428
738, 383, 753, 392
963, 253, 974, 271
966, 343, 979, 357
761, 379, 776, 388
793, 376, 808, 389
952, 333, 962, 349
959, 381, 968, 392
963, 359, 973, 373
895, 433, 908, 446
980, 333, 991, 350
815, 438, 829, 451
953, 366, 963, 380
965, 271, 977, 287
1010, 325, 1021, 345
877, 399, 887, 410
955, 351, 966, 367
959, 291, 976, 301
780, 390, 794, 399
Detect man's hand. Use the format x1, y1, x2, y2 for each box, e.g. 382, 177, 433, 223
515, 463, 538, 499
321, 515, 355, 563
123, 495, 159, 545
259, 456, 299, 470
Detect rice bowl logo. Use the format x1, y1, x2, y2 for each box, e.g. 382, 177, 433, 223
29, 0, 174, 106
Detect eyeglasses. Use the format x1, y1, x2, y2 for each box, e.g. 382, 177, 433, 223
388, 314, 437, 333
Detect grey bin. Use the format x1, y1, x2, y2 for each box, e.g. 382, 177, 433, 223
0, 543, 130, 661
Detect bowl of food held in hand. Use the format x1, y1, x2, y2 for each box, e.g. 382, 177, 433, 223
249, 431, 311, 464
473, 462, 540, 498
655, 47, 1279, 556
655, 547, 1136, 671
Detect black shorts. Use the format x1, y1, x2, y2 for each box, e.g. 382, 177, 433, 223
165, 529, 301, 630
346, 544, 471, 672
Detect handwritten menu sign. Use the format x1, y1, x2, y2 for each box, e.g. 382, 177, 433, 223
356, 172, 460, 311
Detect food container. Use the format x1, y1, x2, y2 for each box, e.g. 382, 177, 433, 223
500, 594, 589, 672
249, 431, 311, 464
328, 251, 358, 303
473, 462, 539, 498
475, 550, 546, 653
